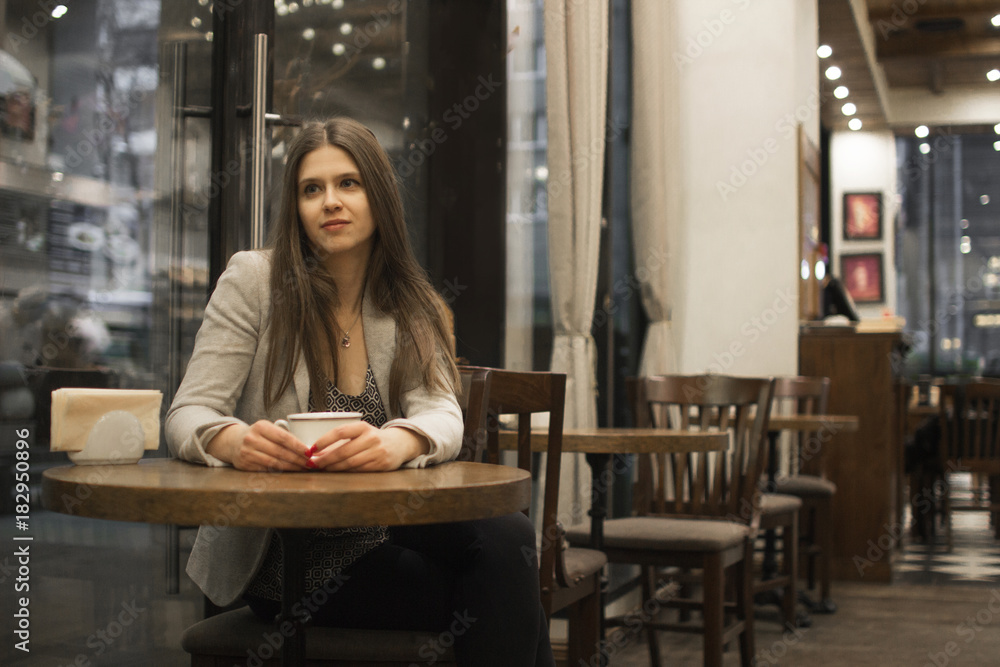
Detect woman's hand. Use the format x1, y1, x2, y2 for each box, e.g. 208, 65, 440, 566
207, 421, 312, 472
309, 422, 430, 472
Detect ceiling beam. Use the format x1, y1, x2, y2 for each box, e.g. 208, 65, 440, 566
848, 0, 892, 122
869, 4, 1000, 25
876, 32, 1000, 59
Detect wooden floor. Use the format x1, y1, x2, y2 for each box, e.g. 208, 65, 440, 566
606, 579, 1000, 666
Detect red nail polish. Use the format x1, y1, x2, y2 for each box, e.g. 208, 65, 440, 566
307, 445, 317, 457
306, 459, 317, 469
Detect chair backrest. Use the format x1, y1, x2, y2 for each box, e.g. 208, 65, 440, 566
456, 367, 492, 462
628, 374, 775, 526
772, 375, 831, 478
458, 365, 567, 599
938, 380, 1000, 474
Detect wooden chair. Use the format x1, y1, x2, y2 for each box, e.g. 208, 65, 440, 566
463, 365, 608, 666
937, 380, 1000, 549
568, 374, 774, 667
180, 367, 493, 666
766, 376, 835, 615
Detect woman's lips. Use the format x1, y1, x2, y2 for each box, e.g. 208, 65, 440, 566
322, 219, 349, 230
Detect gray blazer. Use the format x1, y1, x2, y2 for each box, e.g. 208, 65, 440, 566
165, 250, 463, 606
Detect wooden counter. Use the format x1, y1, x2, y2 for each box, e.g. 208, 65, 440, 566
799, 328, 906, 582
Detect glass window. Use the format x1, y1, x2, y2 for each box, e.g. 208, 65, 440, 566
505, 0, 550, 371
896, 130, 1000, 378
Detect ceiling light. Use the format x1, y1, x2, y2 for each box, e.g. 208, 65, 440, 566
915, 125, 929, 138
332, 0, 344, 7
51, 4, 67, 18
287, 2, 299, 12
848, 118, 862, 131
339, 22, 353, 35
995, 123, 1000, 134
302, 28, 315, 40
825, 66, 842, 80
983, 195, 992, 205
960, 236, 972, 254
817, 45, 833, 58
988, 69, 1000, 82
994, 140, 1000, 152
332, 43, 346, 55
992, 14, 1000, 27
834, 86, 849, 99
841, 102, 857, 116
372, 57, 387, 70
919, 143, 931, 154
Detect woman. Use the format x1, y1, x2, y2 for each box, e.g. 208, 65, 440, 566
166, 117, 554, 666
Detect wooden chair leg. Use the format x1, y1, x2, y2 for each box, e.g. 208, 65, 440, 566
801, 506, 817, 591
816, 501, 832, 601
567, 588, 601, 666
703, 553, 725, 667
991, 476, 1000, 539
781, 516, 799, 627
943, 477, 953, 551
642, 566, 662, 667
737, 540, 756, 667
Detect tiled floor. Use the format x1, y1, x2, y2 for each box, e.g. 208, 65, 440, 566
896, 473, 1000, 586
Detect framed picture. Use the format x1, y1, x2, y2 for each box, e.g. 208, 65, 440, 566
841, 252, 884, 304
843, 192, 882, 240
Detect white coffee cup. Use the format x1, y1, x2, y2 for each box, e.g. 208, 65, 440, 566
274, 411, 362, 446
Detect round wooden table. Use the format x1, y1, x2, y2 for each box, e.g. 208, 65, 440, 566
42, 458, 531, 528
42, 458, 531, 665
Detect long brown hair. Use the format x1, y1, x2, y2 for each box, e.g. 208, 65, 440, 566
263, 117, 458, 411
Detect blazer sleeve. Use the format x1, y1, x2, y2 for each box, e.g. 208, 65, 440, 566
383, 359, 464, 469
165, 251, 267, 466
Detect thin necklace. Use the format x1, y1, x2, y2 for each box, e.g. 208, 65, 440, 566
338, 308, 362, 348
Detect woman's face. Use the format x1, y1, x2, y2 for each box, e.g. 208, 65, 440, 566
297, 144, 376, 264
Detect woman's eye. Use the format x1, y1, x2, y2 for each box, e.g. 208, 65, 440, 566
342, 178, 359, 188
302, 184, 320, 195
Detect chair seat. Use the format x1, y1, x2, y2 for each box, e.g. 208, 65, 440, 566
759, 492, 803, 516
563, 546, 608, 581
181, 607, 454, 662
775, 474, 837, 498
566, 516, 751, 552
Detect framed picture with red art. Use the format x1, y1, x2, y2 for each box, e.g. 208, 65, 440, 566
842, 192, 882, 240
840, 252, 884, 304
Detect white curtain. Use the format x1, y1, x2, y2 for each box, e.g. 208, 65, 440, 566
631, 0, 680, 376
544, 0, 609, 428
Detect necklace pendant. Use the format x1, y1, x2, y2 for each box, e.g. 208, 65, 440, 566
341, 334, 351, 348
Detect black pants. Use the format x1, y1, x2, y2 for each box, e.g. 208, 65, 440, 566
246, 512, 555, 667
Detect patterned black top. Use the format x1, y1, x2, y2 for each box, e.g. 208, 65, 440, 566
245, 367, 390, 600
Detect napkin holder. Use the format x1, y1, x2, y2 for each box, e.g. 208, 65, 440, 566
50, 388, 163, 465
